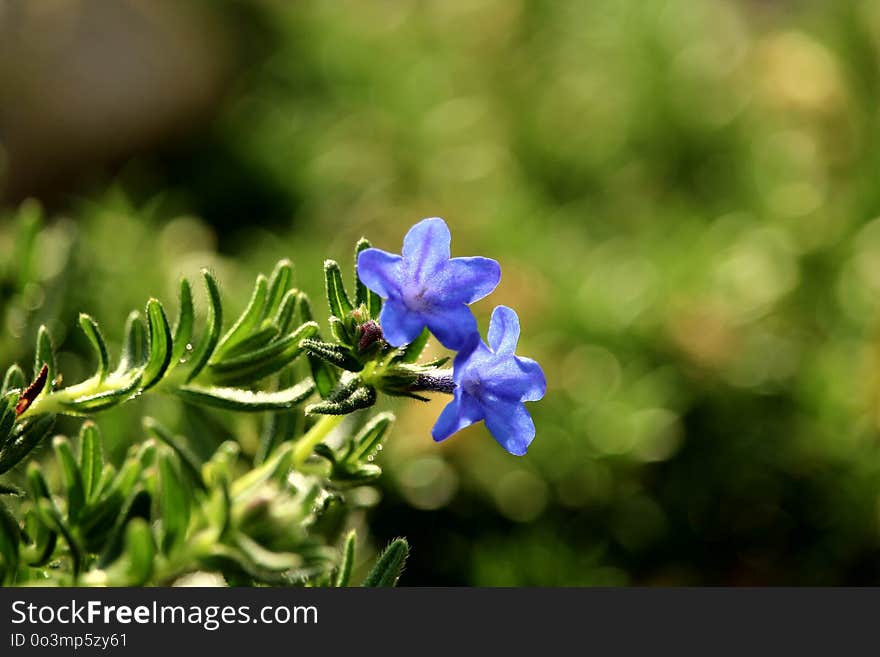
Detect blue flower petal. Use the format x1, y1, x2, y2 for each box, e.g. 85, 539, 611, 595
443, 257, 501, 304
402, 217, 451, 280
378, 299, 427, 346
432, 393, 483, 442
439, 305, 545, 453
425, 304, 479, 351
477, 356, 537, 401
515, 357, 546, 402
483, 401, 536, 456
487, 305, 520, 356
356, 248, 403, 299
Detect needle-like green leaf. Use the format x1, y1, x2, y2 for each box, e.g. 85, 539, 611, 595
301, 339, 363, 372
0, 391, 19, 445
186, 270, 223, 382
53, 435, 85, 523
141, 299, 173, 390
78, 422, 103, 503
335, 529, 357, 587
207, 322, 318, 385
220, 325, 280, 359
2, 365, 25, 395
343, 412, 394, 463
324, 259, 354, 320
120, 518, 154, 585
305, 384, 376, 416
215, 274, 268, 359
273, 289, 299, 335
33, 325, 56, 391
78, 314, 110, 383
58, 374, 143, 414
174, 379, 316, 412
262, 259, 294, 321
0, 414, 55, 475
116, 311, 149, 374
297, 294, 339, 398
158, 451, 190, 553
21, 508, 56, 567
361, 538, 408, 587
170, 278, 195, 367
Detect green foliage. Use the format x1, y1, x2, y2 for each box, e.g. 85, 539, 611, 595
361, 538, 409, 587
334, 529, 357, 587
0, 216, 444, 586
0, 261, 325, 474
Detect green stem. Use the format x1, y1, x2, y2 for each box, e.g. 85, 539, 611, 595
293, 415, 344, 467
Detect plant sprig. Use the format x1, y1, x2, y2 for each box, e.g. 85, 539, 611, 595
0, 219, 429, 587
1, 261, 320, 475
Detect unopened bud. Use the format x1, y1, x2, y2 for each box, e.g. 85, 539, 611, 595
357, 320, 384, 352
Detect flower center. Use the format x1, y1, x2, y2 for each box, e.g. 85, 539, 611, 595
462, 374, 483, 397
404, 286, 434, 312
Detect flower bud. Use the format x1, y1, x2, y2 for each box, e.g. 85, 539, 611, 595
357, 320, 384, 353
370, 365, 456, 401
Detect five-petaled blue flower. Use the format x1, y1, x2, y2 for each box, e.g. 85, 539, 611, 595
357, 217, 501, 350
432, 306, 546, 456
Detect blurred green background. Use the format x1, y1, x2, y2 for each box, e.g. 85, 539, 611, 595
4, 0, 880, 585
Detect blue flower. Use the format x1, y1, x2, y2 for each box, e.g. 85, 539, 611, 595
432, 306, 546, 456
357, 217, 501, 350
